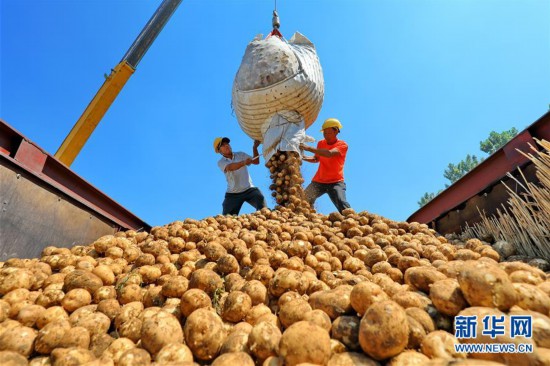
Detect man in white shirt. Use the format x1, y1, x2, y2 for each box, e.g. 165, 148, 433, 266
214, 137, 267, 215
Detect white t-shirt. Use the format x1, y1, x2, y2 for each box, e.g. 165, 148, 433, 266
218, 152, 255, 193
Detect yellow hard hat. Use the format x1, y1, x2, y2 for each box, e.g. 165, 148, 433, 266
320, 118, 342, 132
213, 137, 230, 153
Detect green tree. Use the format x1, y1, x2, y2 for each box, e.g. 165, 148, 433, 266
479, 128, 519, 155
418, 192, 437, 207
418, 128, 519, 207
443, 154, 482, 185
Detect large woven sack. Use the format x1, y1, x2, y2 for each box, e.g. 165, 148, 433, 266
232, 32, 324, 143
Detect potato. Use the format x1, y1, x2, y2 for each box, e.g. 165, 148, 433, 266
63, 270, 103, 294
162, 297, 182, 320
155, 343, 193, 363
0, 325, 37, 357
221, 332, 250, 354
141, 311, 183, 355
245, 304, 272, 326
34, 320, 71, 354
241, 280, 268, 306
0, 268, 33, 295
247, 321, 281, 360
36, 306, 69, 329
221, 291, 252, 323
326, 352, 378, 366
0, 300, 10, 323
0, 350, 28, 366
538, 281, 550, 297
210, 352, 253, 366
92, 265, 115, 286
387, 350, 430, 365
406, 315, 427, 349
118, 348, 151, 366
509, 270, 544, 285
93, 286, 117, 302
50, 347, 96, 366
303, 309, 332, 332
118, 317, 143, 343
391, 290, 431, 309
161, 276, 189, 298
17, 305, 46, 328
513, 283, 550, 314
184, 308, 226, 361
143, 287, 165, 308
309, 285, 353, 320
114, 302, 144, 329
188, 269, 223, 296
420, 330, 465, 359
331, 316, 361, 351
405, 307, 435, 334
371, 273, 404, 296
429, 278, 467, 316
90, 333, 115, 358
404, 266, 447, 293
61, 288, 92, 312
59, 326, 90, 349
358, 300, 408, 360
349, 281, 388, 316
179, 289, 211, 318
71, 311, 110, 337
97, 299, 121, 320
103, 338, 135, 364
279, 321, 331, 366
117, 283, 144, 304
457, 260, 517, 311
278, 298, 311, 328
269, 269, 309, 297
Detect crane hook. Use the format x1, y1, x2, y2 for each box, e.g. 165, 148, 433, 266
272, 10, 280, 29
268, 9, 283, 38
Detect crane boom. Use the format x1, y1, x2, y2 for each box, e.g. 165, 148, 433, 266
55, 0, 182, 166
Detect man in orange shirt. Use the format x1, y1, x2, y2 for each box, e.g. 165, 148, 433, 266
300, 118, 351, 213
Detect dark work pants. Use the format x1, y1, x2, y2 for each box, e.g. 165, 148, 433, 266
304, 181, 351, 214
222, 187, 267, 215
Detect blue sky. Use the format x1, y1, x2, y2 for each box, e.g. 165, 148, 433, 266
2, 0, 549, 227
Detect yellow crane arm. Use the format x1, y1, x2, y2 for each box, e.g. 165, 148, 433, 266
54, 0, 182, 166
55, 61, 134, 165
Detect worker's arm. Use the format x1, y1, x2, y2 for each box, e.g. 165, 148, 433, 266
300, 143, 341, 158
224, 158, 252, 172
251, 140, 261, 165
302, 155, 319, 163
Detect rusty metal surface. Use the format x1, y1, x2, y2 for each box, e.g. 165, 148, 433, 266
408, 111, 550, 234
0, 160, 117, 260
433, 163, 538, 233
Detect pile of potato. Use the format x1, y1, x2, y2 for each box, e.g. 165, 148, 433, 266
1, 207, 550, 366
266, 151, 312, 214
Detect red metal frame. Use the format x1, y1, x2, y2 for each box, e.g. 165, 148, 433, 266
0, 119, 150, 231
408, 111, 550, 229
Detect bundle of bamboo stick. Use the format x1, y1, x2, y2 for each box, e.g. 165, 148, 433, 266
462, 139, 550, 263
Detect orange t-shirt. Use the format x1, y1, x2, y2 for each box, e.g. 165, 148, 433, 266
312, 139, 348, 183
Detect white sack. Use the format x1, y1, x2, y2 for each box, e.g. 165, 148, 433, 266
232, 32, 324, 144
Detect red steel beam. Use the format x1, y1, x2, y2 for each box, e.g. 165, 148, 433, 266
0, 118, 150, 232
408, 111, 550, 228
